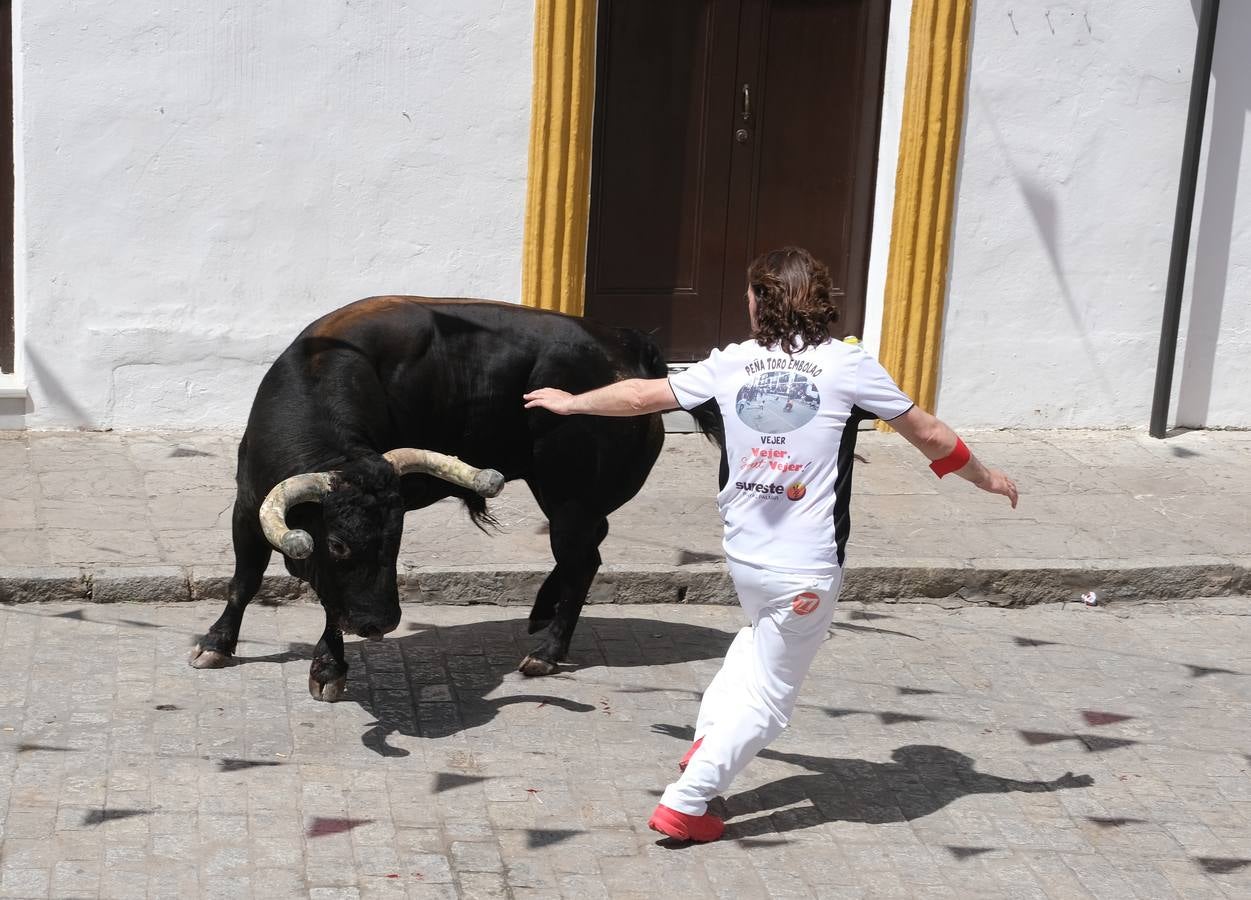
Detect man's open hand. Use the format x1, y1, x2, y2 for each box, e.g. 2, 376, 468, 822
974, 468, 1019, 508
523, 388, 575, 415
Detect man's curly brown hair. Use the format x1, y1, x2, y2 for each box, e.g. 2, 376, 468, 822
748, 247, 840, 355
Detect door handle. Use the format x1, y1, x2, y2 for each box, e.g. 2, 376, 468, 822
741, 83, 751, 121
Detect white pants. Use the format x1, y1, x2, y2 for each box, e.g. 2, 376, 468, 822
660, 559, 842, 815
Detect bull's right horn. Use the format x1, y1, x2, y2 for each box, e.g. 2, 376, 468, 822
383, 448, 505, 497
258, 472, 335, 559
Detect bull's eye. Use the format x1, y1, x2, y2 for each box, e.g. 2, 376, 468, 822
327, 536, 352, 560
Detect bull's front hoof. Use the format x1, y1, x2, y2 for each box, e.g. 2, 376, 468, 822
518, 654, 559, 677
308, 655, 348, 702
188, 644, 233, 669
308, 674, 347, 702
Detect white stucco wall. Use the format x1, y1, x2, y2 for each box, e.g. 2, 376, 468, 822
860, 0, 912, 357
9, 1, 1245, 431
938, 1, 1251, 429
11, 1, 534, 429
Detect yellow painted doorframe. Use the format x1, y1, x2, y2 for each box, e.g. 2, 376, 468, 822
522, 0, 973, 412
521, 0, 597, 317
877, 0, 973, 417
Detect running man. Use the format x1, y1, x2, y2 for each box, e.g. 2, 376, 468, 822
523, 246, 1018, 842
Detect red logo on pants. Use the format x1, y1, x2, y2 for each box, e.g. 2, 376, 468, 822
792, 591, 820, 616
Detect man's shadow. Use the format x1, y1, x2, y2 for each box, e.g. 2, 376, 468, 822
654, 725, 1094, 839
331, 615, 734, 756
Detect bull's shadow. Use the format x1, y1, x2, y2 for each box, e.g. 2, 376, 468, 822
327, 614, 734, 756
653, 725, 1093, 840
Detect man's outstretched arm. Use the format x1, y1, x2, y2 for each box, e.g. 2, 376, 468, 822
889, 406, 1019, 508
523, 378, 680, 417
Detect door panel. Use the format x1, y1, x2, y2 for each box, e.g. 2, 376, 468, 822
584, 0, 741, 358
586, 0, 889, 359
725, 0, 888, 341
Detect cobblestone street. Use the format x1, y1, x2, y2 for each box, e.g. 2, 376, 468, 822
0, 598, 1247, 898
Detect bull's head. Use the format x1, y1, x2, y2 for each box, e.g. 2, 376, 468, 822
258, 449, 504, 640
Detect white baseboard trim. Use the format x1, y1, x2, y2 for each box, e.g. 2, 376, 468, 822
0, 374, 27, 400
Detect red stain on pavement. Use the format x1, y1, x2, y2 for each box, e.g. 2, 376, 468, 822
306, 817, 372, 838
1081, 710, 1134, 726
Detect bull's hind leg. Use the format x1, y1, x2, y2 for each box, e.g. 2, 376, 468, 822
520, 504, 609, 677
189, 503, 272, 669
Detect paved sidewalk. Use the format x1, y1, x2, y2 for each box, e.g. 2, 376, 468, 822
0, 598, 1248, 898
2, 428, 1250, 606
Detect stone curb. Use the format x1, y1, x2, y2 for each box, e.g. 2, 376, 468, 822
1, 562, 1249, 606
0, 567, 90, 603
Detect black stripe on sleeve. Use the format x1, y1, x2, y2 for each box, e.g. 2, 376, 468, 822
883, 402, 915, 422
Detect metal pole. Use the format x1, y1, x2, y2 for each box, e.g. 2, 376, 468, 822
1150, 0, 1220, 438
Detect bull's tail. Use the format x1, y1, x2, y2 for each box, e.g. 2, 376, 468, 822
687, 398, 726, 453
689, 398, 728, 490
462, 490, 501, 533
636, 330, 726, 453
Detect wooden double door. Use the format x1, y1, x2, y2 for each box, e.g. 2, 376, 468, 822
584, 0, 890, 360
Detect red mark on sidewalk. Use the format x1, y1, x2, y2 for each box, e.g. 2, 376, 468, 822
1081, 710, 1134, 727
306, 817, 372, 838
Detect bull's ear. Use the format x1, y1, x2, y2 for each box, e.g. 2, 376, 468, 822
327, 536, 352, 560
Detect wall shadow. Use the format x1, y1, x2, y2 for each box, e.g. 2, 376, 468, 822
1175, 0, 1250, 426
0, 395, 30, 427
24, 346, 93, 425
966, 89, 1116, 400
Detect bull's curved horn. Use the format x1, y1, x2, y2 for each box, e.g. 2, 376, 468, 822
258, 472, 335, 559
383, 448, 505, 498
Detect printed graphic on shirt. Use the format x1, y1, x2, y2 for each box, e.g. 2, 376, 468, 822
732, 479, 787, 498
665, 340, 915, 573
734, 365, 821, 434
736, 443, 812, 502
739, 445, 808, 475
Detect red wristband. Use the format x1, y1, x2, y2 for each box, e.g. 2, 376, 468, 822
929, 437, 971, 478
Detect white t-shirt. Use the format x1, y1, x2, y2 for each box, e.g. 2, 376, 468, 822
669, 339, 913, 575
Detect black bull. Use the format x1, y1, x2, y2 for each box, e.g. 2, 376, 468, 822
189, 297, 725, 700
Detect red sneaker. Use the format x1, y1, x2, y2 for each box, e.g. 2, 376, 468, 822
648, 803, 724, 843
678, 736, 704, 772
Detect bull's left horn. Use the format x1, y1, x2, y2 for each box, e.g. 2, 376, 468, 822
383, 449, 505, 497
258, 472, 335, 558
